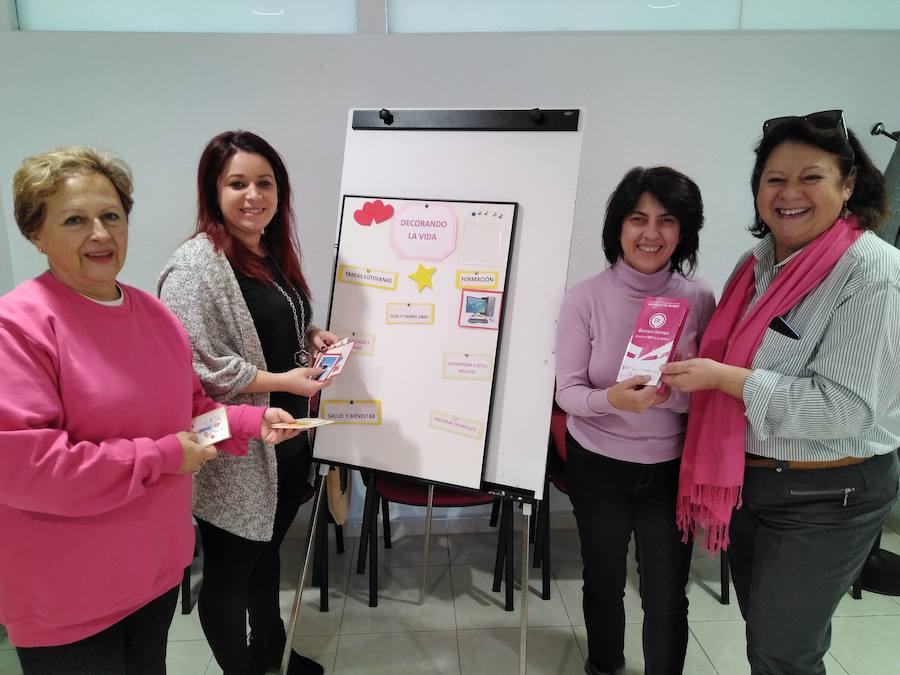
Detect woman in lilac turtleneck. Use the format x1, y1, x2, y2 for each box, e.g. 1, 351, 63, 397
555, 167, 715, 675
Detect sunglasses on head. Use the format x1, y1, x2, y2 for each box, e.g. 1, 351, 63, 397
762, 109, 848, 139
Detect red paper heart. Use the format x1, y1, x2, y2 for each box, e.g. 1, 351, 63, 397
353, 208, 373, 226
353, 199, 394, 226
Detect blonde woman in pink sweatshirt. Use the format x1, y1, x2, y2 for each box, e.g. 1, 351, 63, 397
0, 146, 298, 675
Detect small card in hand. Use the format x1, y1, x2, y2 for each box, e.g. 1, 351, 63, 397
191, 407, 231, 447
313, 337, 355, 381
270, 418, 336, 430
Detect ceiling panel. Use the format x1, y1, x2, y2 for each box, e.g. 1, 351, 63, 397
14, 0, 900, 33
387, 0, 743, 33
16, 0, 357, 33
741, 0, 900, 29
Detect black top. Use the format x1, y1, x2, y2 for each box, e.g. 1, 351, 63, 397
233, 256, 312, 462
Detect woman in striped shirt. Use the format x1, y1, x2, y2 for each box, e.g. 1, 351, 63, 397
662, 111, 900, 675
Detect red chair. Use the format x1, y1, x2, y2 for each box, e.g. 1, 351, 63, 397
355, 472, 512, 609
530, 395, 568, 599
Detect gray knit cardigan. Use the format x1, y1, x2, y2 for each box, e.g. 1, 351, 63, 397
157, 234, 283, 542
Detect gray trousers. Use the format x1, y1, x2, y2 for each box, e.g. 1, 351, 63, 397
728, 451, 899, 675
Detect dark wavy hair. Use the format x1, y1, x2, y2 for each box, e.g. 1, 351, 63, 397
602, 166, 704, 276
750, 122, 887, 237
194, 130, 309, 296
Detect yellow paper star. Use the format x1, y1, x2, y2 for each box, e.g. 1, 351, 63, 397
408, 263, 437, 292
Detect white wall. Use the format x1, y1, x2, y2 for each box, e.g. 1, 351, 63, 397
0, 195, 12, 295
2, 29, 899, 528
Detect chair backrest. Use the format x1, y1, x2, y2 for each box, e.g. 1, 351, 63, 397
375, 474, 495, 507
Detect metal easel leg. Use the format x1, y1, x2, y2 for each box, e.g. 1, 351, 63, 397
280, 462, 329, 675
505, 503, 514, 611
519, 501, 532, 675
420, 484, 435, 605
493, 500, 509, 593
356, 471, 376, 574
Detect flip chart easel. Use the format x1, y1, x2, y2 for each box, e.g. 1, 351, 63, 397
291, 109, 584, 675
316, 108, 584, 500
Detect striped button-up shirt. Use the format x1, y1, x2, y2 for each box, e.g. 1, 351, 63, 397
740, 230, 900, 461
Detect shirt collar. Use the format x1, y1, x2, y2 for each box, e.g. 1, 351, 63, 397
752, 234, 803, 272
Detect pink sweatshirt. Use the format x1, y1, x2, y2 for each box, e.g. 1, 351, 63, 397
0, 272, 265, 647
555, 261, 716, 463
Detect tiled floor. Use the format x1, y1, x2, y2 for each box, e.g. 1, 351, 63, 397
2, 523, 900, 674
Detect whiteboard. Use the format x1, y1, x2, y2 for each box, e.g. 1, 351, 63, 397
313, 109, 584, 497
313, 196, 516, 490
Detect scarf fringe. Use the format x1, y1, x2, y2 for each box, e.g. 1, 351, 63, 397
676, 484, 743, 554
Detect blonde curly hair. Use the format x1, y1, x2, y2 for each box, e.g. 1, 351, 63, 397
13, 146, 133, 239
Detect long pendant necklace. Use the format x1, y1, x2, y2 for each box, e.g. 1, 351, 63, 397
268, 263, 310, 367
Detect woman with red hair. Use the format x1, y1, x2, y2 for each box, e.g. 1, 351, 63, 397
159, 130, 335, 675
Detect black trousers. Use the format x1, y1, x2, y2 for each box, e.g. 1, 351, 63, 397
196, 451, 309, 675
566, 432, 692, 675
729, 451, 899, 675
16, 585, 178, 675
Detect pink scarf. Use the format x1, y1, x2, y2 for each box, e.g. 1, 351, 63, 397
676, 216, 863, 552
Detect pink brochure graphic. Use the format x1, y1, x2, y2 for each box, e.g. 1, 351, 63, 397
616, 296, 689, 387
391, 203, 458, 261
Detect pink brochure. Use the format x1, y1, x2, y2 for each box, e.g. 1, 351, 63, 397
616, 296, 690, 387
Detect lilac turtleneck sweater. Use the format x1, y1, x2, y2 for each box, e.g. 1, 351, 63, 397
555, 260, 716, 464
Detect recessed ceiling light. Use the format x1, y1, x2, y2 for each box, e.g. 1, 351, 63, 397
251, 8, 285, 16
648, 1, 680, 7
